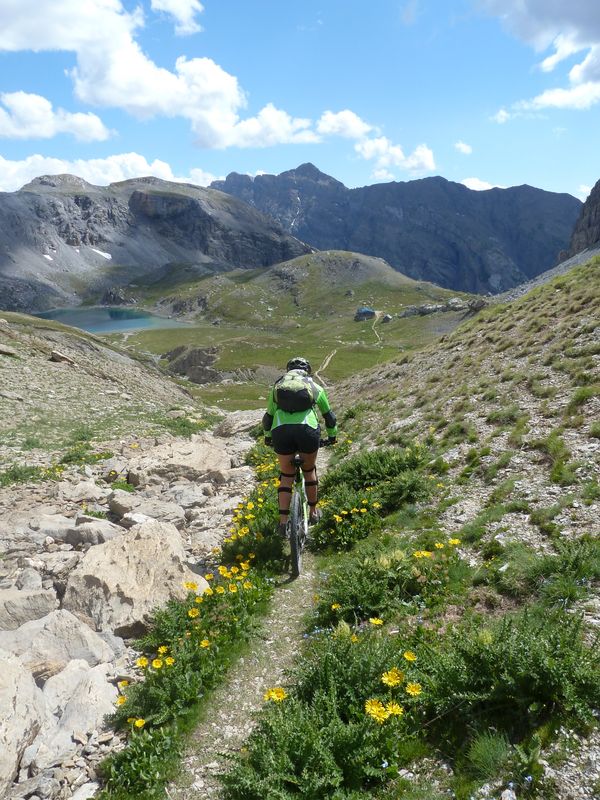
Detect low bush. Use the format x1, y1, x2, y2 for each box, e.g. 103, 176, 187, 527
311, 486, 383, 551
312, 536, 466, 627
320, 444, 428, 495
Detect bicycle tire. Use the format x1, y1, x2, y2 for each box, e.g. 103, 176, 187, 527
289, 491, 306, 577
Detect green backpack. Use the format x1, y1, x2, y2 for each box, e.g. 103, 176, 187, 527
274, 372, 316, 412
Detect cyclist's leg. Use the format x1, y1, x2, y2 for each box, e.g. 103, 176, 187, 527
298, 450, 319, 521
271, 426, 297, 534
276, 452, 295, 531
297, 424, 321, 522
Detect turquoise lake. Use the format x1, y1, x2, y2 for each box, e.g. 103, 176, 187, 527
35, 306, 188, 334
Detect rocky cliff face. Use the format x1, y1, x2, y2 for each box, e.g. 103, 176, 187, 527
0, 175, 310, 312
569, 178, 600, 255
212, 164, 581, 294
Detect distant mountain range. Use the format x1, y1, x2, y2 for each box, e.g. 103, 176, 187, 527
0, 166, 588, 314
0, 175, 309, 312
212, 164, 582, 294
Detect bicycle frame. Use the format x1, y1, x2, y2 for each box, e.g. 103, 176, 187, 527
287, 454, 309, 577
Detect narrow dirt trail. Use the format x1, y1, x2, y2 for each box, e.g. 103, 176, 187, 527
167, 555, 319, 799
315, 347, 337, 384
371, 312, 382, 344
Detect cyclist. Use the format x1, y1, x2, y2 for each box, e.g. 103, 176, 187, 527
263, 356, 337, 537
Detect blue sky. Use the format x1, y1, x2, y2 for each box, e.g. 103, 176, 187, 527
0, 0, 599, 198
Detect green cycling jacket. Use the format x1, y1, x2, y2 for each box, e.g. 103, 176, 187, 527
263, 374, 338, 438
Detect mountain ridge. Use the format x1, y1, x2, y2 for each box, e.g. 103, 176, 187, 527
212, 164, 581, 294
0, 175, 311, 313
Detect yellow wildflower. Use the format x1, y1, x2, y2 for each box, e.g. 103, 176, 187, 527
386, 701, 404, 716
218, 566, 229, 576
365, 698, 389, 723
188, 608, 200, 618
134, 718, 145, 728
381, 667, 405, 687
403, 650, 417, 662
434, 542, 445, 549
158, 646, 168, 655
373, 502, 381, 509
341, 510, 349, 515
230, 566, 240, 574
165, 657, 175, 666
243, 581, 253, 589
406, 682, 422, 697
246, 501, 255, 510
216, 586, 225, 594
449, 538, 461, 546
116, 696, 126, 706
195, 596, 203, 604
360, 508, 367, 513
333, 514, 342, 523
331, 603, 341, 611
205, 573, 214, 581
229, 584, 238, 593
203, 586, 214, 596
152, 659, 163, 669
240, 561, 250, 570
117, 680, 129, 688
184, 581, 198, 591
136, 656, 149, 668
264, 687, 287, 702
200, 639, 210, 648
350, 634, 359, 643
369, 617, 384, 626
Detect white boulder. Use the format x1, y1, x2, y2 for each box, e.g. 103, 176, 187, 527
0, 650, 46, 797
63, 519, 208, 637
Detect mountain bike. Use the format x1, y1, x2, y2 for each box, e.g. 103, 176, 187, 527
286, 439, 331, 578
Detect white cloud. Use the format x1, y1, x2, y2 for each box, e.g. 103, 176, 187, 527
491, 108, 511, 123
316, 110, 372, 139
372, 168, 395, 182
355, 136, 435, 175
404, 143, 435, 171
0, 152, 221, 192
518, 81, 600, 111
454, 140, 473, 154
226, 103, 317, 148
150, 0, 204, 35
0, 91, 110, 141
577, 183, 592, 200
481, 1, 600, 113
0, 0, 313, 148
461, 177, 504, 191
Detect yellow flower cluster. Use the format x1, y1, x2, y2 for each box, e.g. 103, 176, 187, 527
381, 667, 404, 687
264, 687, 288, 702
365, 698, 404, 723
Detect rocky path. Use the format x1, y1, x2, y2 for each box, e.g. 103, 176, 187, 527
0, 410, 267, 800
168, 557, 318, 798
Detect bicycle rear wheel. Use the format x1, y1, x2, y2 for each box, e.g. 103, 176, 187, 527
289, 491, 307, 577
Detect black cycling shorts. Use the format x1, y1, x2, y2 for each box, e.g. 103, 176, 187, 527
271, 424, 320, 455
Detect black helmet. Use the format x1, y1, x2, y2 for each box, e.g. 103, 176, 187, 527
286, 356, 312, 374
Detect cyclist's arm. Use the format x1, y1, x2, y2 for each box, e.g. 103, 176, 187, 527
262, 387, 277, 436
315, 387, 338, 438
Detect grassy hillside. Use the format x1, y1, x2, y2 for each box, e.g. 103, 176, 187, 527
207, 257, 599, 800
118, 251, 471, 409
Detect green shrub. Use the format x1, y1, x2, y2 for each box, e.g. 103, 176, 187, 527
222, 631, 421, 800
419, 607, 600, 741
312, 537, 466, 627
320, 445, 427, 495
312, 486, 383, 551
486, 405, 524, 426
466, 731, 512, 780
